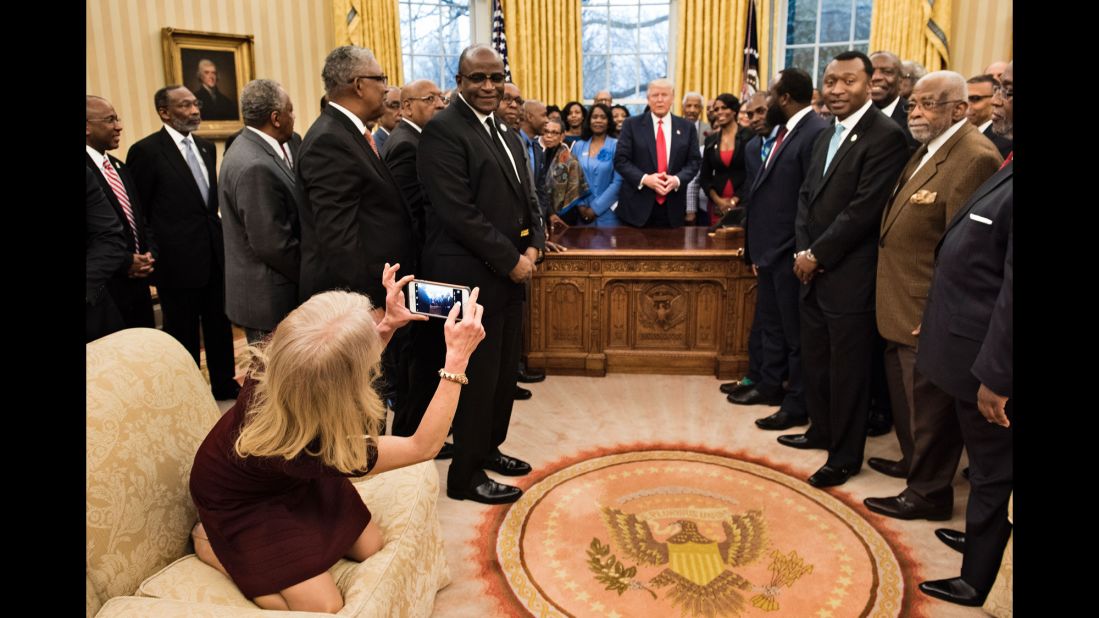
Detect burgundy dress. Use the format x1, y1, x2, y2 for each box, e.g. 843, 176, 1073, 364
190, 378, 377, 598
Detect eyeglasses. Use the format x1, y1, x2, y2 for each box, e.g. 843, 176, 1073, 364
351, 74, 388, 86
903, 99, 964, 113
501, 95, 524, 106
459, 72, 507, 85
384, 101, 401, 109
992, 85, 1013, 100
967, 94, 993, 103
408, 94, 448, 105
88, 115, 122, 125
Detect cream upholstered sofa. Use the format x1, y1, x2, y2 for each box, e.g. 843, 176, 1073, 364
86, 328, 450, 617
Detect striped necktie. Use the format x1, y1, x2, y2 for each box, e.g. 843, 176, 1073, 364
102, 156, 140, 251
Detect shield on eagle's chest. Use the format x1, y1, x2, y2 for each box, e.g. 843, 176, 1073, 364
667, 541, 724, 586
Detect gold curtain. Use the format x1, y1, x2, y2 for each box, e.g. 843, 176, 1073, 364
673, 0, 772, 114
333, 0, 405, 86
501, 0, 582, 106
869, 0, 952, 71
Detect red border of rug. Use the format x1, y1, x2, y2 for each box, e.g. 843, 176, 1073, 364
472, 441, 935, 617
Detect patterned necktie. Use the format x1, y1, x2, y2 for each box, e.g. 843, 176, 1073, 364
102, 156, 140, 251
822, 123, 845, 176
181, 137, 209, 204
362, 129, 380, 158
281, 143, 293, 170
655, 118, 668, 205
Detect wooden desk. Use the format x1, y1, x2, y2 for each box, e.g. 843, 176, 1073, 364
527, 227, 755, 378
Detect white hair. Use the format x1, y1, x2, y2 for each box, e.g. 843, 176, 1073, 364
649, 78, 674, 91
916, 70, 967, 101
682, 91, 705, 106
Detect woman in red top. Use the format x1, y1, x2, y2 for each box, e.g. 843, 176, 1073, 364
699, 93, 754, 225
190, 263, 485, 613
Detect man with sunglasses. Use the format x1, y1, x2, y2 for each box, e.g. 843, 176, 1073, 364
411, 44, 545, 504
965, 74, 1012, 158
373, 86, 402, 154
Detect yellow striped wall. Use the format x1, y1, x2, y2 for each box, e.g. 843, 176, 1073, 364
86, 0, 334, 162
950, 0, 1013, 77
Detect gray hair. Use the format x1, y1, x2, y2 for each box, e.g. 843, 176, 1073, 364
916, 70, 967, 101
649, 78, 674, 91
322, 45, 377, 94
241, 79, 285, 127
903, 60, 928, 80
196, 59, 217, 79
682, 91, 705, 106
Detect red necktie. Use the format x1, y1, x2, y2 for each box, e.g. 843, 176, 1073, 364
363, 129, 380, 158
656, 118, 668, 205
766, 126, 788, 167
281, 143, 293, 170
102, 156, 140, 252
999, 151, 1012, 170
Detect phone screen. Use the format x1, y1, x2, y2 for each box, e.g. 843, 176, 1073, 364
413, 282, 465, 318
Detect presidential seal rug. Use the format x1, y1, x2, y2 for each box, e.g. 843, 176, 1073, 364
490, 447, 904, 618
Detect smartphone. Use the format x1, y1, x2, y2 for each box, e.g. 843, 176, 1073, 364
407, 279, 471, 319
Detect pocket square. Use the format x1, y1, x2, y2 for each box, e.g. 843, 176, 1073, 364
969, 213, 993, 225
910, 190, 937, 204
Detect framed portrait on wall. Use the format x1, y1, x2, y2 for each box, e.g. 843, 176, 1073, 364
162, 28, 255, 139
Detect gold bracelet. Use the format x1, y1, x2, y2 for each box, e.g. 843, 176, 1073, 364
438, 368, 468, 385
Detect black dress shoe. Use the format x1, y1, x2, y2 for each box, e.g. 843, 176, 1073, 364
864, 494, 952, 521
517, 368, 546, 383
867, 457, 908, 479
514, 386, 532, 400
918, 577, 985, 607
446, 479, 523, 504
808, 464, 859, 487
727, 386, 785, 406
755, 410, 809, 431
719, 378, 755, 395
212, 381, 241, 401
934, 528, 965, 553
866, 410, 892, 437
777, 433, 827, 450
485, 453, 532, 476
434, 442, 455, 460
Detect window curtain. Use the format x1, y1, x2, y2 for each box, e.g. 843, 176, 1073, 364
673, 0, 772, 114
500, 0, 583, 106
333, 0, 405, 86
869, 0, 951, 71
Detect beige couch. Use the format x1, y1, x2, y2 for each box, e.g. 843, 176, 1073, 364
87, 328, 450, 617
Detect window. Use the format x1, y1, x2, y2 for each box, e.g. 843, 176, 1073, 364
582, 0, 671, 113
783, 0, 872, 86
400, 0, 471, 87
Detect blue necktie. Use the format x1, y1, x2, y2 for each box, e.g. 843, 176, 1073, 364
822, 123, 846, 176
182, 137, 210, 204
760, 135, 776, 162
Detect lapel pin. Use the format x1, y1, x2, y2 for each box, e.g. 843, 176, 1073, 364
676, 129, 681, 135
850, 133, 858, 142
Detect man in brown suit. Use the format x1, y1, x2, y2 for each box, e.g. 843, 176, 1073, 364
863, 71, 1002, 520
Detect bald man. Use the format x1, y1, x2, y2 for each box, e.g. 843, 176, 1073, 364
594, 90, 612, 107
983, 60, 1008, 83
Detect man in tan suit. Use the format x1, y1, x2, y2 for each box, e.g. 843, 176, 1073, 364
863, 71, 1002, 520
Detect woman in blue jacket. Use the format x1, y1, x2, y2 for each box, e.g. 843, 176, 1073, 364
572, 103, 623, 226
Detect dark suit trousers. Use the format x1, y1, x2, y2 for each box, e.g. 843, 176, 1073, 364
745, 300, 763, 383
882, 341, 916, 470
86, 295, 125, 343
900, 360, 962, 508
871, 333, 893, 419
757, 256, 803, 415
381, 326, 414, 435
956, 397, 1013, 593
106, 277, 156, 329
800, 285, 874, 468
644, 202, 672, 228
157, 269, 237, 389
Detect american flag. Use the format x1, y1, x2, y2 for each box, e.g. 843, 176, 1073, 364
491, 0, 512, 81
740, 0, 760, 102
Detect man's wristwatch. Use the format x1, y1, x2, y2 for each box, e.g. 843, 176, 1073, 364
535, 248, 545, 265
804, 249, 818, 263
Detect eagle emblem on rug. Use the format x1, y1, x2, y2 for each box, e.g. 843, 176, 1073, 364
598, 506, 767, 617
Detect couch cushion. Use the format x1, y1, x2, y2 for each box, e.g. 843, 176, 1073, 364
95, 595, 330, 617
86, 328, 224, 605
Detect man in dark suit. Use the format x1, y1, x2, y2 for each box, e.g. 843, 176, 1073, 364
862, 71, 1002, 519
218, 79, 303, 344
86, 169, 129, 342
192, 59, 238, 121
127, 85, 240, 400
413, 44, 545, 504
736, 69, 829, 433
614, 78, 702, 228
373, 86, 401, 154
870, 51, 917, 150
966, 74, 1012, 158
519, 99, 550, 220
778, 51, 910, 487
917, 62, 1012, 608
86, 95, 157, 330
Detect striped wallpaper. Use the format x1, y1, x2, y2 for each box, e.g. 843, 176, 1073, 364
86, 0, 334, 162
950, 0, 1013, 78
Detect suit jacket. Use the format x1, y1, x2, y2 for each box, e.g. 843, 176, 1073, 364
85, 152, 158, 271
218, 128, 304, 331
745, 110, 830, 268
518, 129, 549, 219
193, 85, 238, 121
86, 168, 128, 305
795, 105, 909, 313
126, 127, 223, 288
917, 162, 1012, 401
416, 101, 545, 316
297, 105, 416, 306
613, 113, 702, 227
982, 124, 1013, 159
373, 126, 391, 154
382, 121, 428, 251
695, 119, 711, 146
876, 122, 1002, 346
886, 96, 920, 151
699, 127, 753, 205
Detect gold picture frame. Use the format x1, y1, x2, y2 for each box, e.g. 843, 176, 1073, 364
162, 28, 255, 139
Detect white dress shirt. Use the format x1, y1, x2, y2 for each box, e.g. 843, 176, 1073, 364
401, 117, 423, 134
880, 96, 901, 119
246, 126, 289, 166
163, 124, 210, 186
912, 118, 968, 175
457, 93, 521, 183
327, 101, 368, 135
835, 98, 875, 143
639, 112, 679, 191
978, 119, 993, 134
86, 144, 111, 183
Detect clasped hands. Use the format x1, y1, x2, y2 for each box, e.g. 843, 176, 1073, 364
792, 251, 822, 284
128, 252, 155, 278
642, 172, 679, 197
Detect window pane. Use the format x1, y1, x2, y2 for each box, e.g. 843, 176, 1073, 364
400, 1, 470, 83
855, 0, 873, 40
637, 4, 669, 54
820, 0, 853, 43
609, 5, 639, 54
583, 54, 608, 99
581, 0, 670, 109
817, 44, 851, 86
786, 0, 818, 45
786, 46, 817, 84
610, 53, 638, 98
582, 7, 607, 54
